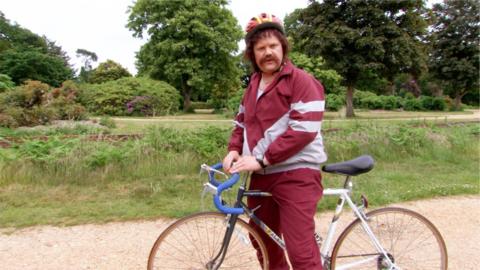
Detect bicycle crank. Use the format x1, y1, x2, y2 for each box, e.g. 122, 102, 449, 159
377, 253, 396, 270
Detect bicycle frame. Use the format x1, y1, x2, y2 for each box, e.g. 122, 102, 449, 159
210, 175, 398, 270
200, 162, 398, 270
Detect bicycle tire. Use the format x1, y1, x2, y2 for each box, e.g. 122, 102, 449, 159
330, 207, 448, 270
147, 212, 269, 270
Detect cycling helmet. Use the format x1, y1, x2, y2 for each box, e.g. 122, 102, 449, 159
245, 13, 285, 43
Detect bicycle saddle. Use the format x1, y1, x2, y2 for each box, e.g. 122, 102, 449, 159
322, 155, 374, 176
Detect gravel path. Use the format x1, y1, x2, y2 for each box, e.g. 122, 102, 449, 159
0, 195, 478, 269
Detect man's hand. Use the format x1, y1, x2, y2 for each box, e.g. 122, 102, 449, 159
229, 155, 262, 174
223, 151, 240, 172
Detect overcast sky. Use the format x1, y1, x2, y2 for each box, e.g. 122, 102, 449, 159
1, 0, 310, 75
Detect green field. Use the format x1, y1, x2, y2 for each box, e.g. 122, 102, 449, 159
0, 110, 479, 228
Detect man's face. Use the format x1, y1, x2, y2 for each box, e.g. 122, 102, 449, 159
253, 34, 283, 75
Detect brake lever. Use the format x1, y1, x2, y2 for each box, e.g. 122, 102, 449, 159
200, 164, 229, 180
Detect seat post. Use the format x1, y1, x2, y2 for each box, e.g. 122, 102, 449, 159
343, 176, 353, 192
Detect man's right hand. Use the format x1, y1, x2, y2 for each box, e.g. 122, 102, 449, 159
222, 151, 240, 173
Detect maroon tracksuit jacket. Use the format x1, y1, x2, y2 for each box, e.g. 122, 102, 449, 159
228, 61, 327, 269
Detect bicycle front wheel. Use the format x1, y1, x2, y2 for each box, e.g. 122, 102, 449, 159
147, 212, 269, 270
331, 207, 447, 270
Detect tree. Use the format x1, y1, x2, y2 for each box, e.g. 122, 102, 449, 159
45, 39, 73, 70
0, 49, 73, 87
289, 52, 343, 94
289, 0, 429, 117
76, 48, 98, 83
429, 0, 479, 110
0, 12, 74, 86
127, 0, 243, 111
89, 59, 131, 84
0, 12, 45, 53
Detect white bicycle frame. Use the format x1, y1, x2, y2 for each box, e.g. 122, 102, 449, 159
201, 164, 399, 269
320, 176, 399, 270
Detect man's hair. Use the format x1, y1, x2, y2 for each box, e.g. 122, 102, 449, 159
244, 28, 289, 73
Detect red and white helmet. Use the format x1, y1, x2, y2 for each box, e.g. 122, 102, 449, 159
245, 13, 285, 43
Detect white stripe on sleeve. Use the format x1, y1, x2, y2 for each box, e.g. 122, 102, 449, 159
289, 120, 322, 132
290, 101, 325, 113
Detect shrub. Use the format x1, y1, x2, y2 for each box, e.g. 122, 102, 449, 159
403, 97, 424, 111
80, 77, 180, 116
188, 126, 230, 159
0, 106, 24, 127
225, 88, 244, 117
144, 126, 229, 160
379, 95, 401, 110
47, 81, 87, 120
85, 143, 131, 168
354, 91, 383, 109
0, 74, 15, 92
16, 137, 79, 163
0, 80, 87, 127
363, 95, 384, 109
24, 106, 59, 126
13, 80, 50, 108
99, 116, 116, 129
0, 112, 18, 128
191, 101, 212, 110
326, 93, 345, 111
48, 96, 87, 120
420, 96, 447, 111
126, 96, 158, 116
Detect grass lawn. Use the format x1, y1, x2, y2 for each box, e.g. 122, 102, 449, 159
109, 109, 478, 134
0, 110, 478, 228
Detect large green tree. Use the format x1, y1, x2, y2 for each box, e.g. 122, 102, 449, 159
429, 0, 479, 110
0, 49, 73, 87
0, 12, 45, 53
289, 52, 343, 94
289, 0, 429, 117
127, 0, 243, 111
89, 59, 131, 84
0, 11, 73, 86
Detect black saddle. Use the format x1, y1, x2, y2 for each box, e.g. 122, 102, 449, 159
322, 155, 374, 176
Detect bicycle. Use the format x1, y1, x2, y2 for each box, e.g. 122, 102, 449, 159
147, 155, 448, 269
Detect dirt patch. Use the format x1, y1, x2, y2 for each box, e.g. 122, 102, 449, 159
0, 195, 478, 269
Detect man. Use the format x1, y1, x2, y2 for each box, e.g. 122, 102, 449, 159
222, 13, 327, 270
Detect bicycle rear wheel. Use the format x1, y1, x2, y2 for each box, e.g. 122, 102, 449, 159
330, 207, 447, 270
148, 212, 269, 270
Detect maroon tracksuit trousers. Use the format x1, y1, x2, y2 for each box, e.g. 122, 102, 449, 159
248, 168, 323, 270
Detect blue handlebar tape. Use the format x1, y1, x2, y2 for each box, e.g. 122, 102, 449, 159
208, 163, 223, 187
208, 163, 244, 215
213, 173, 243, 214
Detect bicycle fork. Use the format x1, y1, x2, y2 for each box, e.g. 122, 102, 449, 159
207, 213, 240, 270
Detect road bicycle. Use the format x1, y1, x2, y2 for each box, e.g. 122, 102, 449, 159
147, 155, 448, 269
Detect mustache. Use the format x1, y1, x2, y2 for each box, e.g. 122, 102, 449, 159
260, 55, 279, 64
